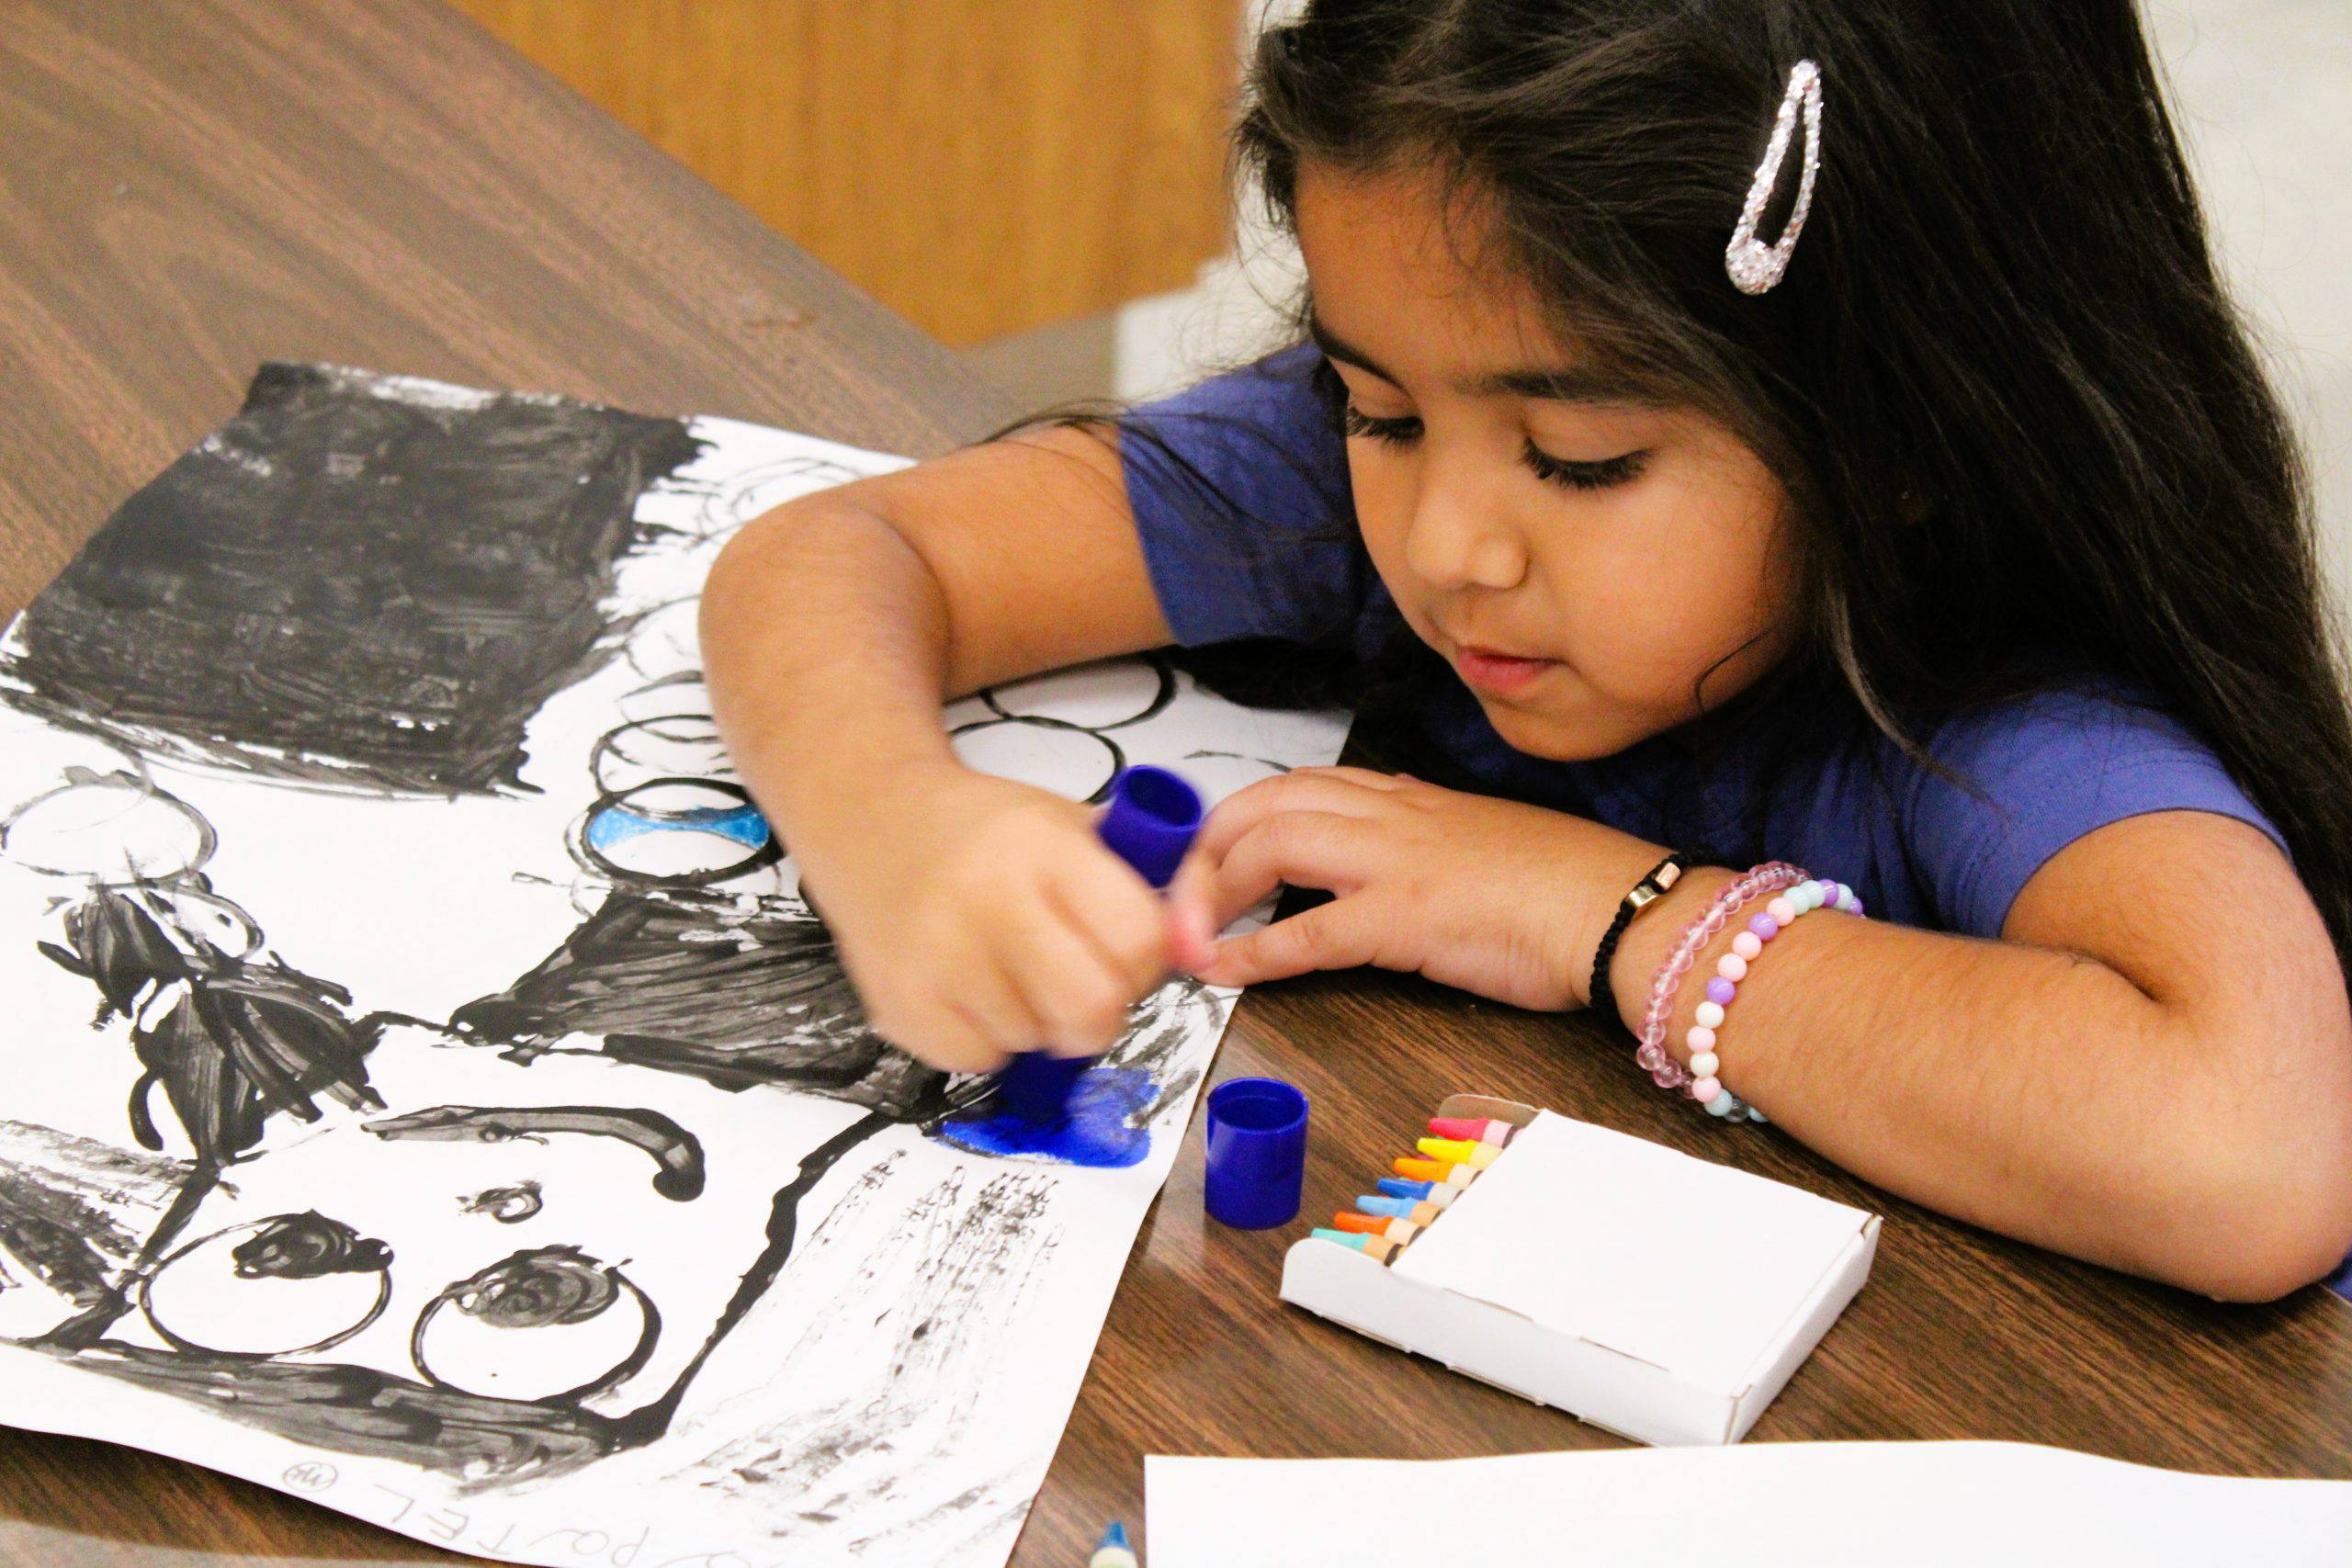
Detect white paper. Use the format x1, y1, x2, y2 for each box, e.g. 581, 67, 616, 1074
1392, 1111, 1870, 1391
1147, 1443, 2352, 1566
0, 369, 1349, 1568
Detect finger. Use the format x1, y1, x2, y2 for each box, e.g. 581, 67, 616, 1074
1053, 843, 1178, 983
1193, 899, 1384, 987
1207, 808, 1380, 929
948, 953, 1051, 1061
868, 998, 1009, 1076
995, 889, 1142, 1056
1294, 764, 1409, 792
1165, 849, 1221, 975
1194, 769, 1398, 867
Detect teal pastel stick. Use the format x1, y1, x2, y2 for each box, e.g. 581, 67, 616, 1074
1311, 1226, 1372, 1251
1356, 1194, 1416, 1218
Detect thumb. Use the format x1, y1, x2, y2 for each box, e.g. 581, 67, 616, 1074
1165, 849, 1219, 976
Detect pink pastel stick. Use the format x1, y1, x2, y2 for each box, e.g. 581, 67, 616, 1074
1428, 1116, 1514, 1146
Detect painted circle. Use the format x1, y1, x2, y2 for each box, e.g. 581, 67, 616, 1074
141, 1214, 391, 1358
981, 659, 1173, 730
614, 675, 713, 724
159, 888, 263, 960
591, 716, 738, 793
949, 718, 1122, 804
576, 778, 777, 885
2, 778, 215, 883
412, 1249, 655, 1403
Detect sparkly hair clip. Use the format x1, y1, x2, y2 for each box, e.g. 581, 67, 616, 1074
1724, 59, 1824, 297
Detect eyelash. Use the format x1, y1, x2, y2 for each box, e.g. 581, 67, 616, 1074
1340, 403, 1650, 493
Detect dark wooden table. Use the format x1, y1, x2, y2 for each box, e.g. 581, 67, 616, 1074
1, 4, 2346, 1566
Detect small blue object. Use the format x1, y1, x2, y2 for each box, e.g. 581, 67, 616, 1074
1355, 1193, 1415, 1218
1203, 1076, 1308, 1229
992, 766, 1206, 1125
1378, 1176, 1436, 1201
1092, 764, 1204, 890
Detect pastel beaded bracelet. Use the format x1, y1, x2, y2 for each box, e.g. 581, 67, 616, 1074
1635, 864, 1863, 1124
1685, 875, 1863, 1122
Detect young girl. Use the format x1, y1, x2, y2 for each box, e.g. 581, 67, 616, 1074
702, 0, 2352, 1303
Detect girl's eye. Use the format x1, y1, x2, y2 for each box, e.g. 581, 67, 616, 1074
1340, 403, 1422, 446
1521, 442, 1650, 492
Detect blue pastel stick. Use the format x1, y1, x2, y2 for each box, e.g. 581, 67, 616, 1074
1356, 1194, 1417, 1218
992, 766, 1204, 1123
1379, 1176, 1437, 1201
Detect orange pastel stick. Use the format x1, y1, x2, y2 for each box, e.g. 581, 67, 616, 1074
1391, 1156, 1479, 1187
1333, 1212, 1420, 1243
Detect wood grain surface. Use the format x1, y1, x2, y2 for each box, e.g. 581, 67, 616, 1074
445, 0, 1246, 345
0, 4, 2346, 1567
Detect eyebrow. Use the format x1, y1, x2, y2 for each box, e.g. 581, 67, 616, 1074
1307, 312, 1652, 408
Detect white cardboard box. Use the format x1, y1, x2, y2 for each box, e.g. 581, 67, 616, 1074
1278, 1094, 1878, 1446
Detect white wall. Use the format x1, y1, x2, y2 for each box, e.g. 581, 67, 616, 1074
2148, 0, 2352, 629
1115, 1, 2352, 626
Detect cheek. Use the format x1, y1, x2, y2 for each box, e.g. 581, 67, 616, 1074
1552, 480, 1796, 705
1346, 451, 1419, 584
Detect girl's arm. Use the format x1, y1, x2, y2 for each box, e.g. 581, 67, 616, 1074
1183, 773, 2352, 1302
700, 427, 1197, 1071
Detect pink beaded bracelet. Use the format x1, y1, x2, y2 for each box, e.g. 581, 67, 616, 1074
1635, 863, 1863, 1125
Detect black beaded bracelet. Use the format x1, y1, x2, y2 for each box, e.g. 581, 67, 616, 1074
1586, 852, 1690, 1032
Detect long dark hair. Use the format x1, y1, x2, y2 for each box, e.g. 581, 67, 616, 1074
1228, 0, 2352, 963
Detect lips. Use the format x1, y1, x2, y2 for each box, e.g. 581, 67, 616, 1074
1453, 644, 1555, 696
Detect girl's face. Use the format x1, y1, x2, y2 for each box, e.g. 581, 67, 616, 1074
1294, 161, 1800, 761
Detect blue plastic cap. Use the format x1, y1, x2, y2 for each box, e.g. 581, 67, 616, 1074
1096, 765, 1204, 890
1203, 1076, 1308, 1229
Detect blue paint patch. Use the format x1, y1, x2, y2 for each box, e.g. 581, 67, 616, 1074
585, 802, 771, 853
932, 1066, 1155, 1168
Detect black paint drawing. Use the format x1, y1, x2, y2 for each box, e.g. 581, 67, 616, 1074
0, 370, 1344, 1568
0, 364, 704, 797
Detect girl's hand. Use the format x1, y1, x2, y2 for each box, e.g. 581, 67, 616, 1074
802, 763, 1188, 1075
1167, 766, 1666, 1012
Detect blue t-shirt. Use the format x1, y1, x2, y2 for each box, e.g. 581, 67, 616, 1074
1122, 345, 2284, 934
1124, 345, 2343, 1296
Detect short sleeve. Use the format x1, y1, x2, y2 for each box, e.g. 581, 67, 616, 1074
1902, 685, 2288, 938
1119, 344, 1372, 649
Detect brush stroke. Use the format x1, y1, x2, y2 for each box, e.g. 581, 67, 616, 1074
141, 1213, 393, 1358
0, 1122, 188, 1308
678, 1166, 1061, 1539
452, 889, 944, 1117
362, 1106, 706, 1201
0, 364, 705, 796
460, 1182, 544, 1224
50, 1339, 626, 1487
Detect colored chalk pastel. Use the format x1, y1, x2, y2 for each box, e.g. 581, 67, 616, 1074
1312, 1226, 1373, 1252
1357, 1233, 1403, 1264
1391, 1156, 1479, 1187
1417, 1136, 1504, 1168
1333, 1212, 1420, 1243
1091, 1521, 1140, 1568
1376, 1177, 1462, 1208
1356, 1194, 1418, 1219
1407, 1199, 1444, 1226
1429, 1115, 1515, 1145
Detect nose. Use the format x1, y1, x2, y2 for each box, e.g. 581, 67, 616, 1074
1401, 443, 1528, 592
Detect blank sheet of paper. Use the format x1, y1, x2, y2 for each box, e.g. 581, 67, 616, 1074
1389, 1111, 1871, 1392
1147, 1443, 2352, 1567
